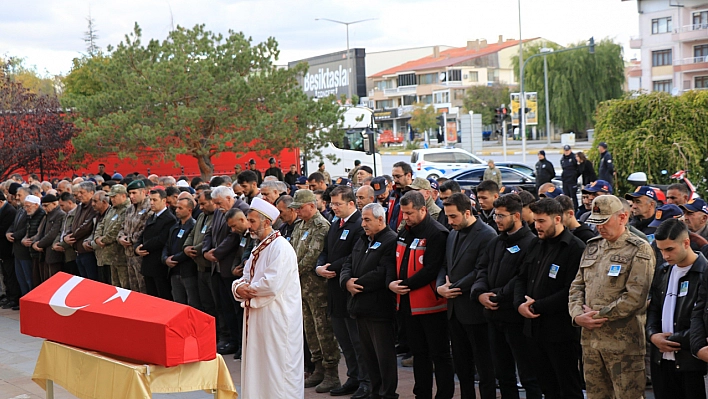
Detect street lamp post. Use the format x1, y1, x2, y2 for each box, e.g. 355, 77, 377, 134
518, 0, 526, 164
541, 47, 553, 146
315, 18, 376, 102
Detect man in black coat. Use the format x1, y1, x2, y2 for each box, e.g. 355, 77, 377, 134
514, 199, 585, 399
341, 203, 398, 399
535, 150, 555, 195
31, 194, 65, 283
163, 197, 200, 308
7, 187, 30, 301
597, 142, 615, 186
203, 185, 250, 356
315, 186, 369, 398
0, 192, 19, 309
471, 193, 542, 399
387, 191, 454, 399
650, 219, 707, 399
560, 145, 579, 210
135, 188, 178, 300
436, 193, 497, 399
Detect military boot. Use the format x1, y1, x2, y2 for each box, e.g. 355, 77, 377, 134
315, 366, 341, 393
304, 361, 324, 388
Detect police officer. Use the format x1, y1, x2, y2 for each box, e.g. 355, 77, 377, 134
93, 185, 131, 288
597, 142, 615, 186
560, 145, 579, 210
290, 189, 341, 393
569, 195, 655, 399
535, 150, 555, 195
647, 219, 707, 399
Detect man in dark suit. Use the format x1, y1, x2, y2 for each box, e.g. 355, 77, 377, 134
30, 194, 65, 283
163, 197, 200, 308
0, 192, 19, 309
202, 185, 250, 357
436, 193, 497, 399
135, 188, 178, 300
514, 198, 585, 399
316, 185, 368, 398
340, 202, 399, 399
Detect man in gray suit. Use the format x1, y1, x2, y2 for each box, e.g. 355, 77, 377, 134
436, 193, 498, 399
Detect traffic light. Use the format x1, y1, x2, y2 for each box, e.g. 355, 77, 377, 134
494, 108, 502, 124
588, 37, 595, 54
501, 106, 508, 121
436, 115, 444, 128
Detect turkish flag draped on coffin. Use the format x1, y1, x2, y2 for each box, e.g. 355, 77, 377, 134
20, 272, 216, 367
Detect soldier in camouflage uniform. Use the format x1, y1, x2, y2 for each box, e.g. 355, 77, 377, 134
118, 180, 151, 293
289, 189, 342, 393
569, 195, 655, 399
92, 185, 131, 288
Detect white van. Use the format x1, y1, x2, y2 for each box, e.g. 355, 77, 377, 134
410, 148, 485, 179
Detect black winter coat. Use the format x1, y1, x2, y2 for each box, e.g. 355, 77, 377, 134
136, 209, 178, 278
162, 218, 198, 278
471, 223, 536, 323
513, 228, 586, 341
340, 227, 398, 320
0, 202, 17, 260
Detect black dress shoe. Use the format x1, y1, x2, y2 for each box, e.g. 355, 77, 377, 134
351, 385, 371, 399
217, 342, 237, 355
233, 348, 242, 360
329, 379, 359, 396
3, 301, 17, 310
11, 304, 19, 311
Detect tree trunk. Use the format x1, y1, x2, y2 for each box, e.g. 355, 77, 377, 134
196, 154, 214, 181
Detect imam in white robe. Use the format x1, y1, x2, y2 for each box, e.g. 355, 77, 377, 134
233, 234, 304, 399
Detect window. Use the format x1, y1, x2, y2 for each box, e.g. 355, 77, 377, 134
652, 17, 672, 34
693, 11, 708, 29
454, 152, 480, 164
487, 68, 500, 83
458, 169, 484, 181
468, 71, 479, 82
653, 80, 673, 93
376, 100, 394, 109
434, 91, 450, 104
418, 73, 438, 85
397, 73, 416, 87
652, 49, 672, 66
402, 95, 416, 106
375, 80, 393, 90
453, 89, 466, 100
448, 69, 462, 81
501, 169, 525, 183
695, 45, 708, 60
697, 76, 708, 89
424, 152, 456, 163
419, 95, 433, 105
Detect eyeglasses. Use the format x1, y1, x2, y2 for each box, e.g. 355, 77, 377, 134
494, 213, 513, 220
392, 174, 405, 179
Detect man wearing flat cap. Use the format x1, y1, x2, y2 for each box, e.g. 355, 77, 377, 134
569, 195, 655, 399
29, 194, 64, 284
233, 197, 304, 398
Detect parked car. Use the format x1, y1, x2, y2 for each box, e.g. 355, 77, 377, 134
444, 166, 562, 196
410, 148, 485, 179
496, 162, 562, 180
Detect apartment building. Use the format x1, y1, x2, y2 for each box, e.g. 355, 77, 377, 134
628, 0, 708, 93
367, 36, 544, 135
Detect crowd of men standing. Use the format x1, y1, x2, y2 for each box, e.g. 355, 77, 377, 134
4, 144, 708, 399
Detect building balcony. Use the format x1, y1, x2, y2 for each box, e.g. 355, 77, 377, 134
672, 24, 708, 43
629, 36, 642, 49
673, 56, 708, 73
383, 85, 417, 96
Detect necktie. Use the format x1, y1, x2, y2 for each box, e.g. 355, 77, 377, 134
339, 219, 345, 228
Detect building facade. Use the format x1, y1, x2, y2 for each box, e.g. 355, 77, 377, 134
628, 0, 708, 93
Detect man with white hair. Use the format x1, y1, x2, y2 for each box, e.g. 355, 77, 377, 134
203, 185, 250, 357
19, 195, 44, 295
233, 197, 304, 398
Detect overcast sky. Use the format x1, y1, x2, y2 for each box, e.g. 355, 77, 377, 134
1, 0, 639, 77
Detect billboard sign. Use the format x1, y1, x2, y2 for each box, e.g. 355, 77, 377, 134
288, 49, 366, 99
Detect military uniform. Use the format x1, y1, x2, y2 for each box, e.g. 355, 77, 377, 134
118, 197, 151, 293
569, 227, 655, 399
93, 198, 131, 288
290, 205, 341, 371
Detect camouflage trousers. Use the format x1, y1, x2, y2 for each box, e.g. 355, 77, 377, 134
126, 256, 146, 293
301, 272, 341, 369
111, 264, 129, 289
582, 346, 645, 399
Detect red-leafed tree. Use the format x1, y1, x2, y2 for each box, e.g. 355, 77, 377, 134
0, 76, 76, 180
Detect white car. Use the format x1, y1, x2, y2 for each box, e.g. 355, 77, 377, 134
410, 148, 485, 179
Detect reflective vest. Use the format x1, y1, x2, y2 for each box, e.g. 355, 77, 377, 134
395, 239, 447, 315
